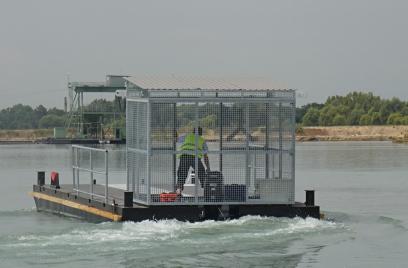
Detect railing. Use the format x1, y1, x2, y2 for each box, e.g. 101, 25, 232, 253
72, 145, 109, 203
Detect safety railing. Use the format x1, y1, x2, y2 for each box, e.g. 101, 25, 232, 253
72, 145, 109, 203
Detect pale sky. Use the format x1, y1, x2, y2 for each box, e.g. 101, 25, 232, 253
0, 0, 407, 108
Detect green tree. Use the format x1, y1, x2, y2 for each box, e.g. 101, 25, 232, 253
84, 99, 115, 113
318, 105, 338, 126
34, 105, 48, 127
359, 114, 371, 125
332, 114, 347, 126
296, 103, 323, 123
348, 108, 365, 125
0, 104, 35, 129
38, 114, 65, 128
402, 116, 408, 125
401, 106, 408, 116
47, 107, 65, 117
302, 107, 320, 126
306, 91, 408, 127
370, 112, 382, 125
387, 113, 403, 125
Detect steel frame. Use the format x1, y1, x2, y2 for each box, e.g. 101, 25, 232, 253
126, 87, 296, 206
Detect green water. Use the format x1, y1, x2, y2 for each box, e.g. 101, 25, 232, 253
0, 142, 407, 267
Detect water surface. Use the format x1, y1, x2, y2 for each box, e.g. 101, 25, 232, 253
0, 142, 407, 267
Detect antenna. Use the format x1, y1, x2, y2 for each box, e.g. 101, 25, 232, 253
67, 73, 72, 112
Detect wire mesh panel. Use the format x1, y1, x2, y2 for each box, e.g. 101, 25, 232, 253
149, 103, 179, 203
126, 87, 296, 205
263, 99, 296, 203
126, 100, 148, 204
221, 103, 246, 150
127, 150, 148, 202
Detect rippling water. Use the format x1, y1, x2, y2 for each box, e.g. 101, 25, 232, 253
0, 142, 407, 267
0, 214, 345, 267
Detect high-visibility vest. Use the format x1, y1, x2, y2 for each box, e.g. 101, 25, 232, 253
179, 133, 205, 158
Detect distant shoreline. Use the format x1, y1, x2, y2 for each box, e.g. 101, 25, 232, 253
1, 126, 408, 144
0, 129, 52, 144
297, 126, 408, 143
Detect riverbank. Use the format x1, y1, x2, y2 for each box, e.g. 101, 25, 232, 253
297, 126, 408, 142
1, 126, 408, 144
0, 129, 125, 144
0, 129, 52, 143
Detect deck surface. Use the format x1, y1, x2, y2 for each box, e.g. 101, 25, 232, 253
58, 184, 129, 206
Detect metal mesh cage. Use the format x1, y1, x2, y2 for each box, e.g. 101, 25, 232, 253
126, 100, 149, 203
127, 87, 296, 205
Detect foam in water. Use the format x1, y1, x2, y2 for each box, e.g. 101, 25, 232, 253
7, 216, 343, 249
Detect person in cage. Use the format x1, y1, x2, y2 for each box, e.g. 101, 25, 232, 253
176, 127, 210, 194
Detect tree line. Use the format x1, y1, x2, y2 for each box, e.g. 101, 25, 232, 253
0, 104, 66, 129
297, 92, 408, 126
1, 92, 407, 130
0, 99, 124, 130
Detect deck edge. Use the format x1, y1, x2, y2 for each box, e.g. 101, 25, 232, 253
30, 191, 122, 222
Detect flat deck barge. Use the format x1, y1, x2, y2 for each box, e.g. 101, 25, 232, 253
32, 77, 322, 222
31, 183, 320, 222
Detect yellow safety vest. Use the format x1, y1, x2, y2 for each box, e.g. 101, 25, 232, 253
179, 133, 205, 158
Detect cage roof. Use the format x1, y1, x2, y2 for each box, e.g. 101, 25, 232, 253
124, 76, 290, 91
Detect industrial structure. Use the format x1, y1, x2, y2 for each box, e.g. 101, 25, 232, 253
65, 75, 127, 141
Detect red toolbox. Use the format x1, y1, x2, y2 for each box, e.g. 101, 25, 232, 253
159, 192, 178, 202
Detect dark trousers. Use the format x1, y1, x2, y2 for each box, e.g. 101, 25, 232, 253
177, 155, 206, 190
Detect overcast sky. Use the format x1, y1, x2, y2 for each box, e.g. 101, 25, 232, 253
0, 0, 407, 108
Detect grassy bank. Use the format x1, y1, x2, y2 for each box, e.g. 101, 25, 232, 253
297, 126, 408, 142
1, 126, 408, 143
0, 129, 53, 141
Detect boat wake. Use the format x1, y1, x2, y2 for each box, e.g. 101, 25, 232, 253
4, 216, 345, 248
0, 215, 350, 267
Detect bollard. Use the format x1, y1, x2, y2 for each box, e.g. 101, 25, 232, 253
50, 171, 60, 189
124, 191, 133, 207
305, 190, 315, 206
37, 171, 45, 186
